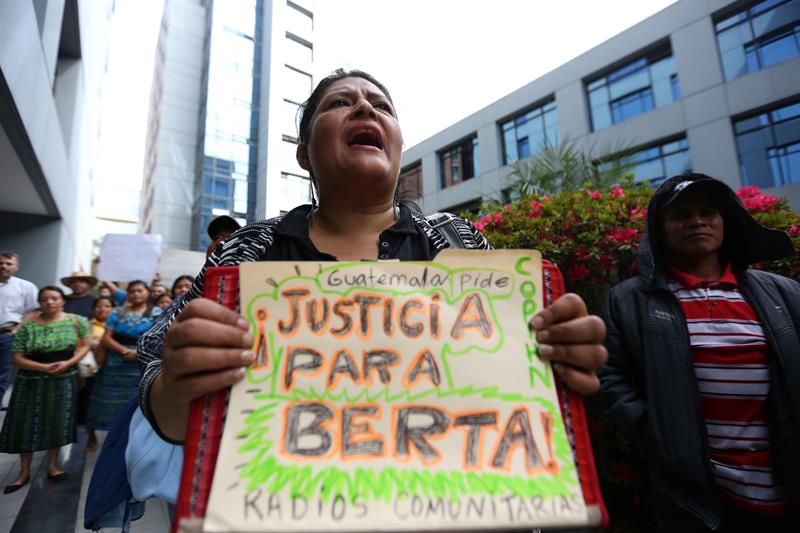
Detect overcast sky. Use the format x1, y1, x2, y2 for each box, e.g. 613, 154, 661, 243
94, 0, 678, 204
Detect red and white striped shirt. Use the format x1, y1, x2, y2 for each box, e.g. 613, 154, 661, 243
667, 264, 786, 515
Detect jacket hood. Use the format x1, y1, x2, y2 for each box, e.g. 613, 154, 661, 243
637, 173, 794, 285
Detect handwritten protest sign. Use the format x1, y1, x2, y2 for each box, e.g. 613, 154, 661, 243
97, 233, 162, 282
202, 249, 589, 531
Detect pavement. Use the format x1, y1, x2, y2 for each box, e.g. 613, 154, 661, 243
0, 396, 172, 532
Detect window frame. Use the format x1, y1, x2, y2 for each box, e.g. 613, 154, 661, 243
714, 0, 800, 81
437, 135, 479, 189
498, 97, 558, 166
584, 42, 678, 131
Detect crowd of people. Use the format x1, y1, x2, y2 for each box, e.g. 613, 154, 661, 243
0, 255, 195, 493
0, 68, 797, 533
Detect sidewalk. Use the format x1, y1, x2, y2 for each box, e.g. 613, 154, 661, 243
0, 409, 171, 532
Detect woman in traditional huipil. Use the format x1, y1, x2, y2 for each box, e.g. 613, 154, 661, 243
88, 281, 160, 431
0, 286, 90, 493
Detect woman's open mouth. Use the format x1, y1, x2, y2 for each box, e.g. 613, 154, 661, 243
346, 126, 383, 151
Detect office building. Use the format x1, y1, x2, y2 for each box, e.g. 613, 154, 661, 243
140, 0, 317, 252
0, 0, 113, 285
402, 0, 800, 214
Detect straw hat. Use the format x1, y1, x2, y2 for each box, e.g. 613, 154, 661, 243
60, 271, 98, 287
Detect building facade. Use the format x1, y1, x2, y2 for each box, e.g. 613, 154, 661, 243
0, 0, 112, 286
402, 0, 800, 214
140, 0, 316, 252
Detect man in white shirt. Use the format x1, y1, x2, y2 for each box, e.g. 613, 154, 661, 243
0, 252, 38, 404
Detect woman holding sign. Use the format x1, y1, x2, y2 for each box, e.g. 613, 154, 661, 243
136, 69, 607, 446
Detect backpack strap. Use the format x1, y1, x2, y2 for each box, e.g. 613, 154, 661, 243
424, 212, 467, 249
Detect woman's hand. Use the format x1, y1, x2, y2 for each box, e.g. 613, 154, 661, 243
46, 361, 71, 375
121, 348, 137, 362
529, 293, 607, 395
151, 298, 254, 442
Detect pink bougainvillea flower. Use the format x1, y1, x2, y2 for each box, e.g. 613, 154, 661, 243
789, 224, 800, 236
606, 227, 639, 243
492, 212, 504, 223
630, 207, 647, 219
575, 248, 590, 261
568, 265, 590, 282
736, 186, 761, 199
611, 186, 625, 197
587, 190, 602, 200
541, 196, 553, 203
742, 192, 780, 213
528, 200, 544, 218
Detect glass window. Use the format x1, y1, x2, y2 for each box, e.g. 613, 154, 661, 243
439, 135, 479, 189
281, 138, 307, 176
600, 137, 691, 185
715, 0, 800, 81
735, 99, 800, 187
284, 66, 312, 103
286, 1, 313, 35
195, 0, 262, 251
281, 99, 301, 138
214, 180, 229, 196
398, 163, 423, 199
586, 46, 679, 131
610, 89, 654, 123
280, 172, 312, 207
500, 99, 558, 165
285, 33, 313, 68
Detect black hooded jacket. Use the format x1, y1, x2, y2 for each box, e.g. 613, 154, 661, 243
598, 174, 800, 528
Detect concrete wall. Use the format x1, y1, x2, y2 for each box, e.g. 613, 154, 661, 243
403, 0, 800, 212
0, 0, 112, 285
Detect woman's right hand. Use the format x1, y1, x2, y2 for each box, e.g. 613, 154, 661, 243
150, 298, 254, 442
46, 361, 70, 375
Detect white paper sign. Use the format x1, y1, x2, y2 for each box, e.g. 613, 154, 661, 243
97, 233, 162, 282
159, 248, 206, 288
200, 250, 590, 532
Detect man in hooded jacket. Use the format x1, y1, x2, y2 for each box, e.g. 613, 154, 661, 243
598, 173, 799, 532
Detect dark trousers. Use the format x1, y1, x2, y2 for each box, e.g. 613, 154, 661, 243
656, 491, 796, 533
0, 333, 13, 403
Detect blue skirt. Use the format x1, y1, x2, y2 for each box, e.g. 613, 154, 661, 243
87, 350, 141, 431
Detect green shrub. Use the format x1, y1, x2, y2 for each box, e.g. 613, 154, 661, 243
470, 182, 800, 313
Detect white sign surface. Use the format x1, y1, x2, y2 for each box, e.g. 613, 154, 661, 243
97, 233, 162, 282
200, 249, 589, 532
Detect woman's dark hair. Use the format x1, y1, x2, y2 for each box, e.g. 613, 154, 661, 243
127, 280, 149, 293
38, 286, 65, 300
154, 293, 172, 306
92, 296, 115, 309
171, 275, 194, 297
297, 68, 394, 145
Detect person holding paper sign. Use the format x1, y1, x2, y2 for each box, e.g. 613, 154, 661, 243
137, 69, 607, 446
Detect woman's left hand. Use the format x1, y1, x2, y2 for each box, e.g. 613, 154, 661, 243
529, 293, 607, 395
